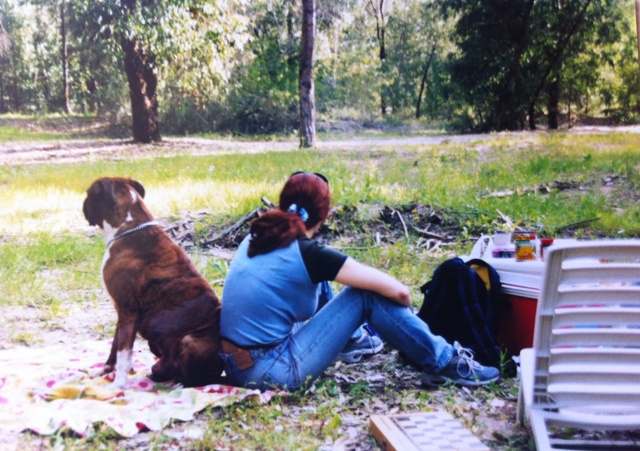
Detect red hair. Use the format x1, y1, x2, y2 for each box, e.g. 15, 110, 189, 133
248, 172, 330, 257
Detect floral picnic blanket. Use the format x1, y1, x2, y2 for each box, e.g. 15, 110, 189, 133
0, 340, 275, 438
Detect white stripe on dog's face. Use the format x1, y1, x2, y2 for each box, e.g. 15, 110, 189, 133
124, 189, 138, 223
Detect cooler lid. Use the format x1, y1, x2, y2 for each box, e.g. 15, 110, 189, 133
462, 236, 579, 291
502, 283, 539, 299
491, 263, 544, 290
461, 251, 544, 290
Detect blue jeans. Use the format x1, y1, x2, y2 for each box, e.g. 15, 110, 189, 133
220, 287, 454, 391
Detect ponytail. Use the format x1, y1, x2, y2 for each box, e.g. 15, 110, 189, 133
248, 211, 306, 257
247, 171, 330, 257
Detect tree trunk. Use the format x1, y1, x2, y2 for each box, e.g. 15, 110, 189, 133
494, 0, 535, 131
39, 67, 52, 106
636, 0, 640, 82
121, 38, 161, 143
60, 0, 71, 114
366, 0, 387, 116
416, 46, 436, 119
299, 0, 316, 148
547, 76, 560, 130
0, 22, 8, 113
528, 104, 536, 130
527, 0, 592, 128
0, 65, 4, 113
11, 48, 20, 110
378, 19, 386, 116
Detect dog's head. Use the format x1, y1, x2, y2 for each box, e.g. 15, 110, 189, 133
83, 177, 146, 229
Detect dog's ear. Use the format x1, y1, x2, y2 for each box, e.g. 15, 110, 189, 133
129, 179, 145, 199
83, 178, 116, 227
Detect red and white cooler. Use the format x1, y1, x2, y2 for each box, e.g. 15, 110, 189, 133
463, 236, 574, 356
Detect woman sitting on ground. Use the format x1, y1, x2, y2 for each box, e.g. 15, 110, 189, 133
219, 171, 499, 391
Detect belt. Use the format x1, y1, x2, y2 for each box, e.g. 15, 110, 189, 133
221, 339, 255, 371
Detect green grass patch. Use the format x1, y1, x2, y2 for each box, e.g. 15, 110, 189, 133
0, 125, 65, 142
0, 234, 103, 307
1, 132, 639, 309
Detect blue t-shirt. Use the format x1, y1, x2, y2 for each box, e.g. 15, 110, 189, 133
220, 235, 347, 347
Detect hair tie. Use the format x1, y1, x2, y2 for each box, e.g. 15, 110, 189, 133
287, 203, 309, 223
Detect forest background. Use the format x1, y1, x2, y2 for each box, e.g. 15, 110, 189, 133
1, 0, 640, 144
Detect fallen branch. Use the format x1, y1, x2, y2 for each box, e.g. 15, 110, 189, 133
261, 196, 275, 208
483, 181, 583, 198
201, 207, 264, 246
496, 209, 515, 231
416, 237, 442, 253
553, 217, 600, 233
393, 209, 409, 239
412, 226, 447, 241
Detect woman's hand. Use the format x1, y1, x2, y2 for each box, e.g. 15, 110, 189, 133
334, 258, 412, 307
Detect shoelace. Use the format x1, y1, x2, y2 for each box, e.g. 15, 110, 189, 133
357, 330, 375, 352
455, 346, 482, 378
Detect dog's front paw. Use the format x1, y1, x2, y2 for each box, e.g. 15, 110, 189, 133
106, 372, 128, 391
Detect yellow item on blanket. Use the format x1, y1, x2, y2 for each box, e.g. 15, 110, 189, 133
48, 381, 121, 401
48, 385, 83, 400
83, 384, 123, 401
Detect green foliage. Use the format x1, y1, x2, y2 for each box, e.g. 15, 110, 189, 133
2, 0, 639, 134
383, 0, 452, 118
444, 0, 631, 131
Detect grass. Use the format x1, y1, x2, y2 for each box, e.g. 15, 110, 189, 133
0, 125, 66, 142
1, 132, 638, 310
2, 129, 639, 449
0, 234, 103, 308
0, 113, 110, 143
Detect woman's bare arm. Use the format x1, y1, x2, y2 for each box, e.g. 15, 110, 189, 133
334, 257, 411, 306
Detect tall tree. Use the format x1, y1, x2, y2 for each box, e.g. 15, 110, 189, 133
0, 19, 9, 113
26, 0, 75, 113
299, 0, 316, 148
379, 0, 448, 119
98, 0, 159, 143
526, 0, 596, 130
59, 0, 71, 113
445, 0, 629, 132
70, 0, 250, 142
445, 0, 536, 131
366, 0, 388, 115
636, 0, 640, 81
119, 0, 160, 143
416, 46, 436, 119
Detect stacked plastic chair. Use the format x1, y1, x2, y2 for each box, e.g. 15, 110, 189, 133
517, 240, 640, 450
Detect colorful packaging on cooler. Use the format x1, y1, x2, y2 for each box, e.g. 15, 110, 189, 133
514, 231, 537, 262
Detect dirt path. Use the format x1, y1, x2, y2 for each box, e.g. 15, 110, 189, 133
0, 135, 500, 166
3, 124, 639, 166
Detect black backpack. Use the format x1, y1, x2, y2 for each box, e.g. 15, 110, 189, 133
417, 257, 505, 370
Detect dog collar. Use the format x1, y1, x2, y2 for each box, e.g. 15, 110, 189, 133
108, 220, 160, 246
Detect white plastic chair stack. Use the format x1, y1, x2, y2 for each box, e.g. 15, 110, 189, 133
517, 240, 640, 450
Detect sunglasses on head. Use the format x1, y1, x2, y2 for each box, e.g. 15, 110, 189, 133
291, 171, 329, 185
